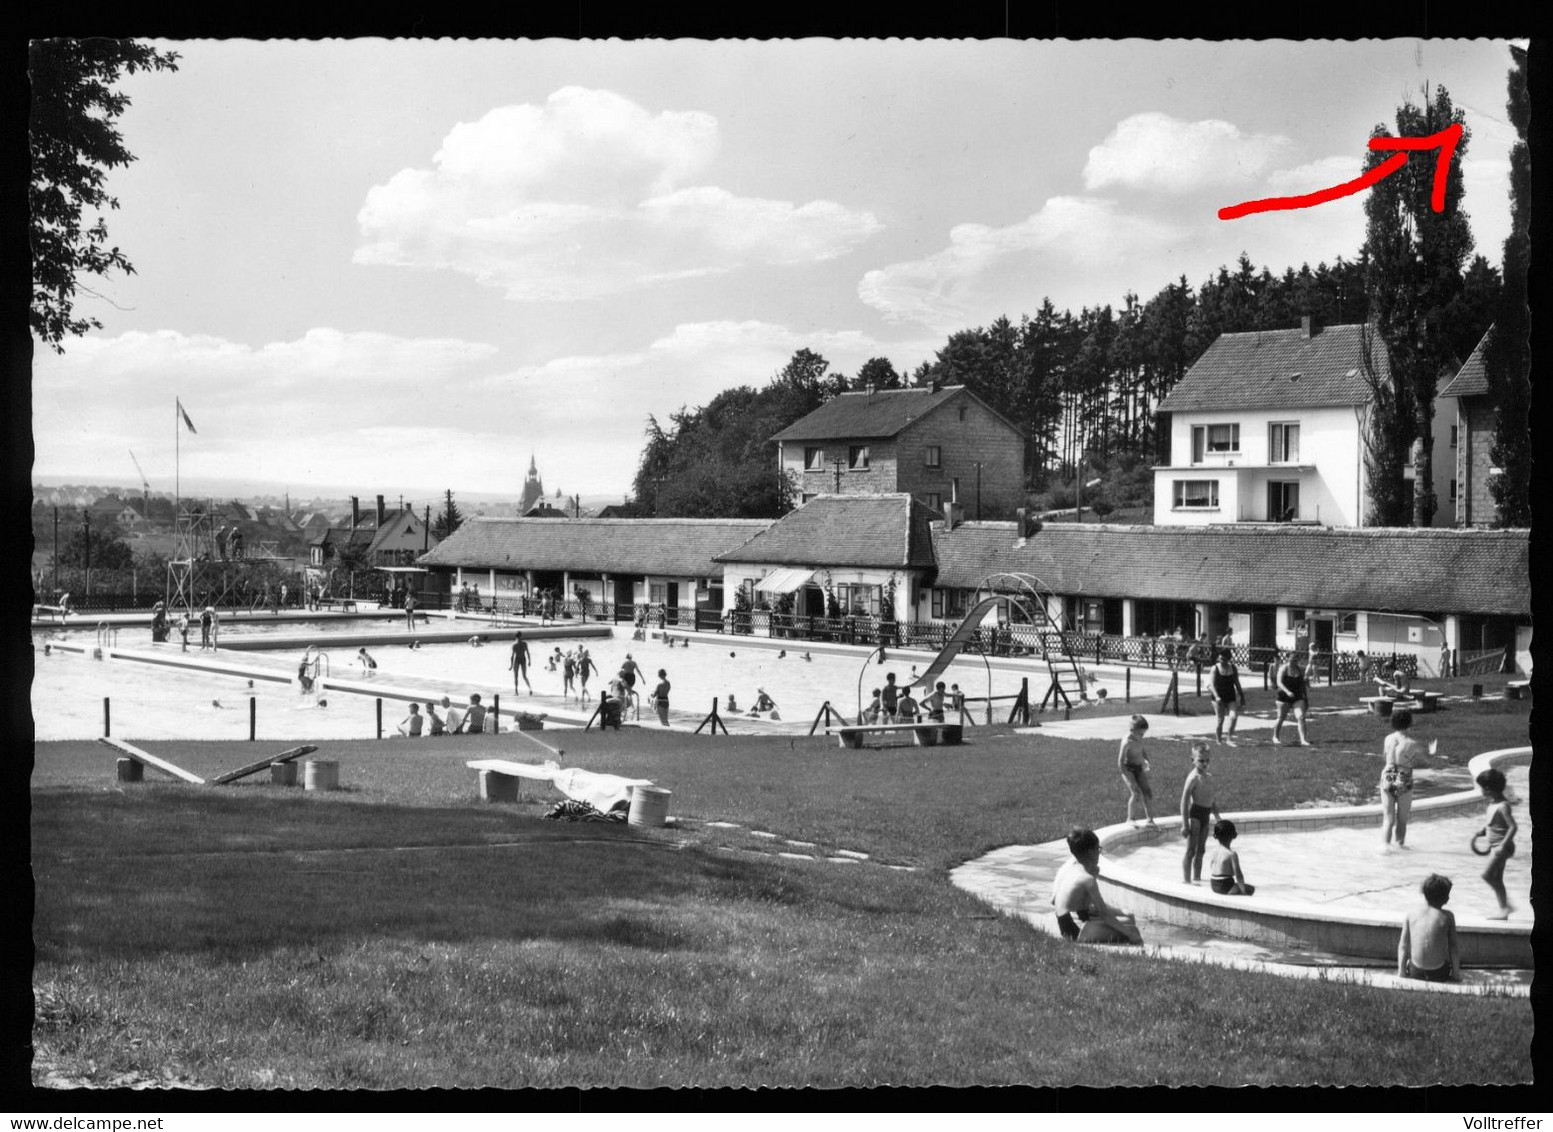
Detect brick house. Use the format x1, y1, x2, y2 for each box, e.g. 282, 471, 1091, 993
1436, 327, 1497, 528
769, 384, 1026, 520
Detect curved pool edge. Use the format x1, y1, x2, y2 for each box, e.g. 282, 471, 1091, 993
1091, 747, 1533, 968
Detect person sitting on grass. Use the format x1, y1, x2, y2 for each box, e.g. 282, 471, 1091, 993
1476, 768, 1518, 919
1206, 819, 1255, 895
1180, 742, 1220, 884
1397, 873, 1460, 982
425, 700, 446, 736
397, 703, 423, 737
1050, 826, 1143, 945
444, 699, 467, 735
463, 693, 487, 734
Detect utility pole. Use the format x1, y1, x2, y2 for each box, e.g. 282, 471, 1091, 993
423, 505, 431, 551
831, 457, 846, 493
973, 462, 983, 521
82, 508, 91, 597
52, 506, 59, 597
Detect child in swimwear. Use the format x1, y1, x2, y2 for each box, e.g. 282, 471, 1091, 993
1206, 818, 1254, 895
1476, 768, 1518, 919
1117, 715, 1156, 828
357, 647, 377, 675
1381, 708, 1429, 849
1050, 826, 1143, 946
1397, 873, 1459, 982
425, 701, 446, 736
562, 651, 577, 700
1179, 742, 1220, 883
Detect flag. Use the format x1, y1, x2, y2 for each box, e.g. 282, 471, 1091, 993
178, 399, 197, 434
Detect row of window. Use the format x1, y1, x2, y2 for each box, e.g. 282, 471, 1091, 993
803, 445, 943, 472
1171, 480, 1301, 518
1189, 422, 1300, 464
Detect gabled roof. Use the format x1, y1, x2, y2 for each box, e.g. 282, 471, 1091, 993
1157, 323, 1384, 413
714, 494, 938, 570
418, 517, 772, 577
770, 385, 1018, 442
929, 522, 1529, 617
1438, 326, 1491, 399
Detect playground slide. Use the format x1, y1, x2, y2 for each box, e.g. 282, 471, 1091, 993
906, 596, 1006, 690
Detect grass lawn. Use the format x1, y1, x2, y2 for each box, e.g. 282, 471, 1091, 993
29, 676, 1534, 1088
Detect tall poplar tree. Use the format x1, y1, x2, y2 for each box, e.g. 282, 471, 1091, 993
1361, 84, 1475, 527
1484, 45, 1531, 527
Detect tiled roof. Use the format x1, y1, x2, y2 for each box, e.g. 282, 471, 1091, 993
417, 517, 771, 576
1157, 324, 1384, 413
770, 385, 968, 442
929, 522, 1529, 616
714, 494, 938, 569
1438, 326, 1491, 399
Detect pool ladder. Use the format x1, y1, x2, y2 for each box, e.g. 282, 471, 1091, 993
93, 621, 118, 659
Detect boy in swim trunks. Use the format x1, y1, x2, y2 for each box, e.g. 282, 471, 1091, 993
1180, 742, 1220, 883
1397, 873, 1459, 982
1476, 768, 1518, 919
1117, 715, 1156, 828
1206, 818, 1254, 895
1050, 826, 1143, 945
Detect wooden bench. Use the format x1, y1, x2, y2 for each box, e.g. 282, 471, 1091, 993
317, 598, 358, 612
836, 721, 964, 749
1506, 680, 1530, 701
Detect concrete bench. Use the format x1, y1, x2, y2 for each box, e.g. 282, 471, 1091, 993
1506, 680, 1530, 701
1413, 691, 1445, 713
836, 721, 964, 749
318, 599, 358, 612
467, 758, 556, 802
1359, 696, 1397, 717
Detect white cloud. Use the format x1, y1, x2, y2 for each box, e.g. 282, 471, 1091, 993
354, 87, 881, 301
1084, 112, 1296, 193
35, 320, 923, 497
858, 197, 1186, 332
1262, 155, 1363, 195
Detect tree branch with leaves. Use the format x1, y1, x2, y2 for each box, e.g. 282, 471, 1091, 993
29, 38, 179, 351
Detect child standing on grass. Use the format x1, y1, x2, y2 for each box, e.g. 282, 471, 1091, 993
1206, 818, 1254, 895
1397, 873, 1460, 982
1180, 742, 1220, 884
1476, 768, 1518, 919
1117, 715, 1156, 829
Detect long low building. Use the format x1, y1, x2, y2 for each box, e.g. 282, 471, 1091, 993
417, 499, 1530, 676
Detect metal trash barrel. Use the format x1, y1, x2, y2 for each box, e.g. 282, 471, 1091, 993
304, 759, 339, 792
628, 785, 671, 828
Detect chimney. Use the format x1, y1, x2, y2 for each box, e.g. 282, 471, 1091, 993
376, 494, 386, 526
930, 378, 941, 394
945, 478, 963, 529
350, 495, 359, 534
1301, 314, 1317, 338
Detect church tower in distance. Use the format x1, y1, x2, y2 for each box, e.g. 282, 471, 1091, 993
519, 454, 545, 515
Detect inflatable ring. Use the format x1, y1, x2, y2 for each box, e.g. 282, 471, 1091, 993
1470, 831, 1491, 857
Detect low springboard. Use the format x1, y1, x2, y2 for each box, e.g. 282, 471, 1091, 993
210, 744, 320, 785
835, 722, 963, 749
98, 737, 206, 784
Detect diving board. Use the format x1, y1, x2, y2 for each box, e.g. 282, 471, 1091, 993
99, 737, 206, 785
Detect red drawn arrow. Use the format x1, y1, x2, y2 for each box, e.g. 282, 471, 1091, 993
1219, 123, 1463, 220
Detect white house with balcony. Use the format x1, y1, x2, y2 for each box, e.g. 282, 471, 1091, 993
1152, 318, 1385, 527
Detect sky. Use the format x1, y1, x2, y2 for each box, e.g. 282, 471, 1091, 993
30, 38, 1523, 505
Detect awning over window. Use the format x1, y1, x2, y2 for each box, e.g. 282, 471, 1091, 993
755, 567, 815, 594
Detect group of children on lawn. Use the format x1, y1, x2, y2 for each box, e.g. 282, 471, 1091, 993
1056, 709, 1518, 982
